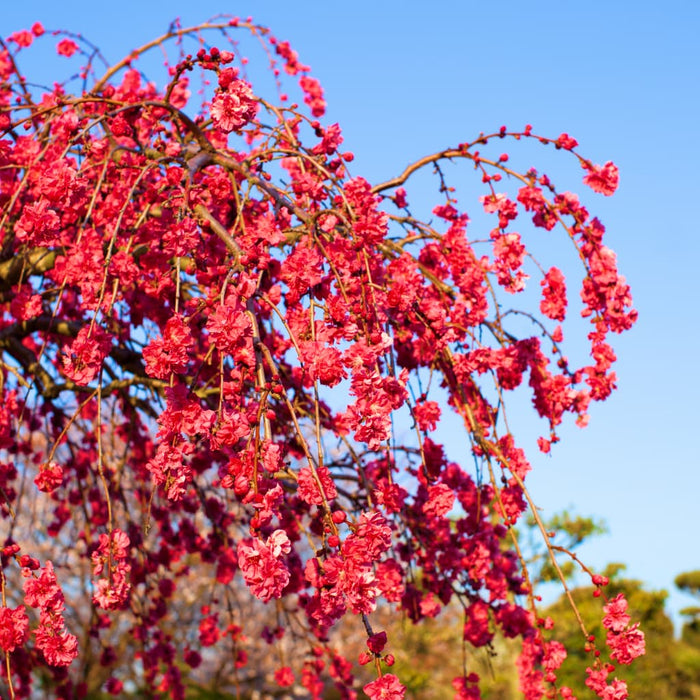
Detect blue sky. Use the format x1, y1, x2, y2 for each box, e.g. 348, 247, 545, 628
4, 1, 699, 626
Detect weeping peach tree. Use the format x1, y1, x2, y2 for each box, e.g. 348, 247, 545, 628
0, 17, 642, 700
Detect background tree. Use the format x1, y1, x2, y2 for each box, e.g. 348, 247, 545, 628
675, 570, 700, 694
676, 571, 700, 647
0, 17, 640, 700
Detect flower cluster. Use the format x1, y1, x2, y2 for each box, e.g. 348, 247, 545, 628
23, 561, 78, 667
603, 593, 646, 665
210, 77, 257, 133
91, 529, 132, 610
237, 530, 291, 602
0, 17, 641, 700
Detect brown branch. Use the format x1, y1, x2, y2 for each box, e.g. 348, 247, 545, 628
370, 148, 472, 194
0, 247, 59, 292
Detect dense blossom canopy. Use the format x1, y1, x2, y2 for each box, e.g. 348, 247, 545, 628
0, 17, 641, 700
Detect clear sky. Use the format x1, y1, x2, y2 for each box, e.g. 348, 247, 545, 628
3, 1, 699, 627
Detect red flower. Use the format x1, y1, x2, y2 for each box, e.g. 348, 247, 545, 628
105, 678, 124, 695
93, 571, 131, 610
367, 631, 387, 654
540, 266, 567, 321
353, 511, 392, 559
422, 483, 455, 518
299, 340, 346, 387
199, 614, 220, 647
299, 75, 325, 117
311, 122, 343, 155
452, 675, 481, 700
556, 132, 578, 150
91, 529, 130, 576
143, 314, 193, 379
463, 600, 493, 647
56, 39, 79, 57
61, 325, 112, 385
0, 606, 29, 652
274, 666, 295, 687
145, 441, 194, 501
34, 461, 64, 493
10, 283, 43, 321
14, 198, 61, 246
603, 679, 629, 700
9, 30, 33, 48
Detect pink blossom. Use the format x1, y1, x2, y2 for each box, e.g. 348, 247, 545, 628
199, 614, 220, 646
210, 79, 257, 132
352, 511, 392, 560
583, 161, 619, 196
585, 666, 609, 695
419, 593, 442, 618
91, 529, 131, 609
375, 559, 405, 603
146, 441, 194, 501
413, 400, 441, 432
299, 340, 346, 386
205, 299, 252, 355
299, 75, 325, 117
363, 673, 406, 700
24, 561, 63, 610
238, 530, 291, 602
157, 384, 216, 439
10, 283, 43, 321
312, 122, 343, 155
602, 593, 630, 632
93, 571, 131, 610
34, 610, 78, 666
602, 679, 628, 700
607, 623, 645, 665
297, 465, 337, 505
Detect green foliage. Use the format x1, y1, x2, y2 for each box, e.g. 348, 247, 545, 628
678, 571, 700, 655
676, 571, 700, 598
520, 509, 607, 584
